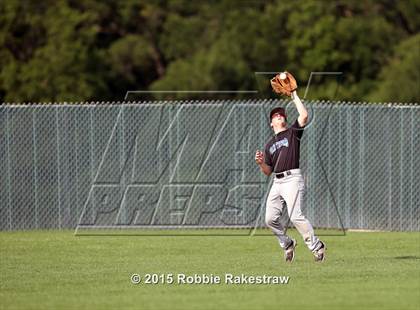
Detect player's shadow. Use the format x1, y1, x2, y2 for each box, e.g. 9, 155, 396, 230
394, 256, 420, 260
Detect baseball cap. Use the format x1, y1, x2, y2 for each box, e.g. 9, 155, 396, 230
269, 107, 287, 120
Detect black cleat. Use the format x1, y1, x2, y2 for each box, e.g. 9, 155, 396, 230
284, 239, 297, 262
313, 241, 326, 262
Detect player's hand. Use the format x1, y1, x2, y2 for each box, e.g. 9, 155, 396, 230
255, 150, 264, 165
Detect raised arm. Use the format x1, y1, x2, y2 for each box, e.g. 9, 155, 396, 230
291, 90, 308, 127
270, 71, 308, 127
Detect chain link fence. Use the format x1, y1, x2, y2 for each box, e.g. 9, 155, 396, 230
0, 100, 418, 231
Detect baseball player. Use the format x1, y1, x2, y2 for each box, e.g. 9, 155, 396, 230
255, 72, 326, 262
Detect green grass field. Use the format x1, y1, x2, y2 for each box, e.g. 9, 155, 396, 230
1, 229, 419, 310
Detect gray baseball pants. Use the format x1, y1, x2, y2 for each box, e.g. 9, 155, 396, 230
265, 169, 320, 252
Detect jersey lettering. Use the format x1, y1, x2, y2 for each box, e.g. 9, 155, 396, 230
269, 138, 289, 154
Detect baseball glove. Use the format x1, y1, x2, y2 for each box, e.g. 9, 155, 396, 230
270, 72, 297, 97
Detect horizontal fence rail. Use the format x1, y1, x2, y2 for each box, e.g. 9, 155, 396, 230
0, 100, 419, 231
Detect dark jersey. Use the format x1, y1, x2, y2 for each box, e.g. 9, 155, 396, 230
264, 120, 304, 173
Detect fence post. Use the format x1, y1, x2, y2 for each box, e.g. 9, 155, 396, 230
32, 107, 39, 229
358, 107, 364, 229
6, 108, 12, 230
55, 106, 62, 229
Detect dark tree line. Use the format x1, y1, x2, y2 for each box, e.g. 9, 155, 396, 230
1, 0, 419, 103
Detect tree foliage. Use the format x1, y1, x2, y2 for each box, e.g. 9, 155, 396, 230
369, 33, 420, 103
0, 0, 419, 103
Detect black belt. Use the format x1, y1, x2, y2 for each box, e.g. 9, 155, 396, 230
275, 170, 292, 179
